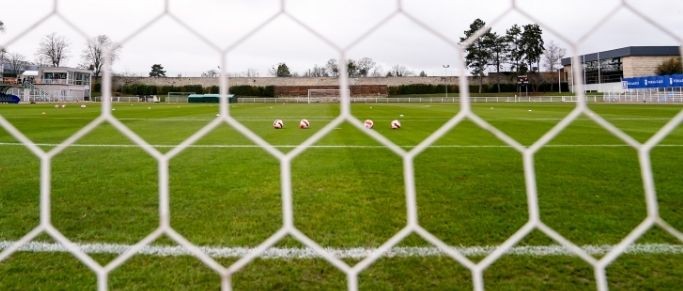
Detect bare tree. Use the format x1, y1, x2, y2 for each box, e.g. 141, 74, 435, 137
37, 33, 70, 67
8, 53, 26, 75
326, 58, 338, 77
542, 40, 566, 72
201, 69, 218, 77
356, 57, 376, 77
0, 20, 5, 32
304, 64, 328, 77
81, 35, 120, 79
390, 64, 413, 77
370, 65, 384, 77
244, 68, 259, 77
0, 48, 6, 66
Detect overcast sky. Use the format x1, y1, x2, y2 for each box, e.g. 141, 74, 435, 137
1, 0, 682, 77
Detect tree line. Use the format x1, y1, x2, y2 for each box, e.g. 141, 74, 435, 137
462, 19, 559, 93
0, 33, 120, 80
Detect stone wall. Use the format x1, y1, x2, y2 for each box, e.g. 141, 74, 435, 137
622, 56, 674, 78
112, 76, 463, 89
112, 73, 561, 90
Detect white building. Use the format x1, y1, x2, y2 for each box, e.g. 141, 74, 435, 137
21, 67, 93, 102
1, 66, 93, 102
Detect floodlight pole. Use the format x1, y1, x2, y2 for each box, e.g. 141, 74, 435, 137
442, 65, 450, 98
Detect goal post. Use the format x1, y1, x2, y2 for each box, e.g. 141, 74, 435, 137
166, 92, 196, 103
306, 88, 350, 104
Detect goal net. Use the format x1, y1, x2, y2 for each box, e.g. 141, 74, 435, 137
306, 88, 350, 104
166, 92, 195, 103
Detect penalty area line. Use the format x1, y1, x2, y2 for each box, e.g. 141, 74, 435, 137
0, 241, 681, 259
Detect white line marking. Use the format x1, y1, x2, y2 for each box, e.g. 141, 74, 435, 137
0, 142, 682, 149
0, 241, 680, 259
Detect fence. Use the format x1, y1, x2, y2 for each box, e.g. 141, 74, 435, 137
237, 95, 607, 104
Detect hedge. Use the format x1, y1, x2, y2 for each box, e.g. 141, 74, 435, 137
388, 82, 569, 95
117, 84, 274, 97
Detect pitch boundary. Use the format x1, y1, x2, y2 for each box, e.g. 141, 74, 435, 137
0, 241, 680, 259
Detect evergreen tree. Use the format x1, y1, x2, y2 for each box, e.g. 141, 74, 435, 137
461, 18, 494, 93
149, 64, 166, 77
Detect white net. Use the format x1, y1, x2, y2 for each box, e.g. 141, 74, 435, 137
0, 0, 682, 290
307, 88, 349, 103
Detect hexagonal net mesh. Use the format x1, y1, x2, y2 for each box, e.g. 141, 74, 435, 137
0, 0, 682, 290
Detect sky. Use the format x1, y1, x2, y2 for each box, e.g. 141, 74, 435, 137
1, 0, 682, 77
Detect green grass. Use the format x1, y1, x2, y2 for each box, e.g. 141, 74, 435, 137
0, 102, 681, 290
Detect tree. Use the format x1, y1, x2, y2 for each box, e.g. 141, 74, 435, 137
326, 58, 338, 77
370, 66, 384, 77
37, 33, 70, 67
8, 53, 26, 76
389, 65, 413, 77
149, 64, 166, 77
506, 24, 524, 74
461, 18, 494, 93
521, 24, 545, 72
356, 57, 376, 77
244, 68, 259, 77
81, 35, 120, 79
346, 59, 359, 77
273, 63, 292, 77
488, 32, 509, 92
419, 70, 427, 77
0, 48, 6, 67
656, 58, 682, 75
542, 41, 566, 72
304, 64, 328, 77
201, 69, 218, 77
0, 20, 5, 32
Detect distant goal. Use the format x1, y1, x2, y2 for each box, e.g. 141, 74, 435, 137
306, 88, 350, 103
166, 92, 196, 103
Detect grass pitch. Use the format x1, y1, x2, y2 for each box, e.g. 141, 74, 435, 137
0, 102, 681, 290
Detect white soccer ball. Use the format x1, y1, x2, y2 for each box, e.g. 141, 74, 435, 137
364, 119, 374, 129
391, 120, 401, 129
299, 119, 310, 129
273, 119, 284, 129
60, 104, 66, 108
80, 104, 86, 108
54, 104, 59, 108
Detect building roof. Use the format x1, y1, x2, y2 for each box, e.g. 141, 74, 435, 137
21, 70, 39, 76
561, 46, 680, 65
39, 66, 93, 74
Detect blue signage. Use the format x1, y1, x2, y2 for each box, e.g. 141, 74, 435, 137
624, 75, 683, 89
671, 74, 683, 87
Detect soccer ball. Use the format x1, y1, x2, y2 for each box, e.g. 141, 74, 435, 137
364, 119, 374, 129
391, 120, 401, 129
80, 104, 86, 108
273, 119, 284, 129
299, 119, 310, 129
